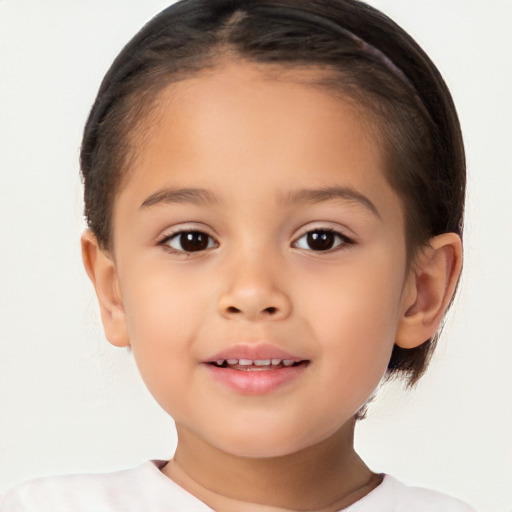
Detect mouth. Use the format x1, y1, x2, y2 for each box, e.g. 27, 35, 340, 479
203, 346, 310, 394
208, 358, 308, 371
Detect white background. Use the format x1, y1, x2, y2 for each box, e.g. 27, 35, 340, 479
0, 1, 511, 511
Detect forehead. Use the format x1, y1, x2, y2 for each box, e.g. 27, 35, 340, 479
114, 62, 402, 228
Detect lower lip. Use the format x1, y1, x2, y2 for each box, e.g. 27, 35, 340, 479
204, 363, 308, 395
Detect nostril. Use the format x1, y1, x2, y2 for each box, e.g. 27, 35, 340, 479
223, 305, 281, 316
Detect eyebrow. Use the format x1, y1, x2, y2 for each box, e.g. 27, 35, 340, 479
140, 185, 380, 217
140, 187, 219, 208
280, 186, 380, 218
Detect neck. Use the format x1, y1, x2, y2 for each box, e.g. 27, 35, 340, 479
162, 419, 381, 511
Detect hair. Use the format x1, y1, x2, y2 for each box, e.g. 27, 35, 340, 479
80, 0, 465, 386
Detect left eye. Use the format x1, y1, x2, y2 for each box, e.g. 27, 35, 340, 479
294, 229, 350, 252
164, 231, 217, 252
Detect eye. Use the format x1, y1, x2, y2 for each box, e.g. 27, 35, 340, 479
162, 231, 218, 253
293, 229, 351, 252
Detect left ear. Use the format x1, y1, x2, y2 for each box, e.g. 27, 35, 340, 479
396, 233, 462, 349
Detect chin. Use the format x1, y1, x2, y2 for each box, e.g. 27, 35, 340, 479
208, 422, 337, 460
228, 442, 298, 459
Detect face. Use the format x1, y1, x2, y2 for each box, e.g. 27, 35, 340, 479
109, 63, 412, 458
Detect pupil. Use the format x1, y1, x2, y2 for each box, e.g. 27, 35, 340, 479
181, 232, 208, 252
307, 231, 334, 251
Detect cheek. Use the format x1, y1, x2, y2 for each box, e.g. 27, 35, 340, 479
121, 260, 213, 342
119, 270, 204, 408
300, 251, 405, 391
302, 251, 404, 339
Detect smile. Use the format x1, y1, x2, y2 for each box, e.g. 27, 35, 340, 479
204, 346, 310, 394
210, 358, 305, 370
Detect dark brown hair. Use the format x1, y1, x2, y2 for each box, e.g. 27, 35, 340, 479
80, 0, 465, 385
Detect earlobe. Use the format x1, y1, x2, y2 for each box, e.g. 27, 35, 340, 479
81, 230, 130, 347
395, 233, 462, 349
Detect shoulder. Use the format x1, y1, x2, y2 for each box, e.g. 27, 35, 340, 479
344, 474, 476, 512
0, 461, 211, 512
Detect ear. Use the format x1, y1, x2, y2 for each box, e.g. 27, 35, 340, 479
81, 230, 130, 347
396, 233, 462, 349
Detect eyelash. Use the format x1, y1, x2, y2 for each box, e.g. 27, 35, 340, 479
292, 228, 354, 252
159, 230, 218, 254
158, 227, 354, 254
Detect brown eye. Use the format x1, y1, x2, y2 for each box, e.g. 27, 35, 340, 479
294, 229, 349, 252
166, 231, 217, 252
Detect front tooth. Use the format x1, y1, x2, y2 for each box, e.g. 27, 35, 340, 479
271, 359, 282, 365
282, 360, 294, 366
227, 359, 238, 365
254, 359, 271, 366
238, 359, 253, 366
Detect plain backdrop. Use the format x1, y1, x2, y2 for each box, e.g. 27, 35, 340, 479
0, 1, 511, 511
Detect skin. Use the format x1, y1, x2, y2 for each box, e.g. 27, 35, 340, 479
82, 62, 462, 511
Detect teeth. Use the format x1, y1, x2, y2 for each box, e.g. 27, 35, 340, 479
254, 359, 271, 366
213, 358, 299, 367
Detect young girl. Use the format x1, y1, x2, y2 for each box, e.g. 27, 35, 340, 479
1, 0, 477, 510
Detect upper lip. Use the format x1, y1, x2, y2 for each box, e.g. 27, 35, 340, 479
205, 343, 305, 363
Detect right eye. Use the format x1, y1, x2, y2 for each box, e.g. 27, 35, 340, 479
162, 231, 218, 253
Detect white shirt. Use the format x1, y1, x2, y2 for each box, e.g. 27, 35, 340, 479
1, 460, 476, 512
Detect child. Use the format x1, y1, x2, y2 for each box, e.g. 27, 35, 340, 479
1, 0, 476, 510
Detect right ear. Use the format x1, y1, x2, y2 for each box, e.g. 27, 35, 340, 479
81, 230, 130, 347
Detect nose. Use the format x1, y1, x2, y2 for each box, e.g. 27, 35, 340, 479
217, 258, 292, 321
